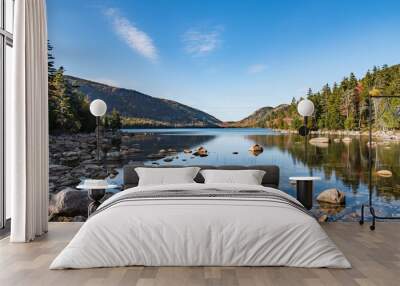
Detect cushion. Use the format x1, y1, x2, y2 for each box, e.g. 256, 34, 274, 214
200, 169, 266, 185
135, 167, 201, 186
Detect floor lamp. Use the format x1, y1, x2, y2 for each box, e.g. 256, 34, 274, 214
359, 91, 400, 230
90, 99, 107, 161
297, 99, 315, 159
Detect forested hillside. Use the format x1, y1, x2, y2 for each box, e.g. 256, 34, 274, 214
66, 76, 221, 128
237, 64, 400, 131
47, 43, 221, 134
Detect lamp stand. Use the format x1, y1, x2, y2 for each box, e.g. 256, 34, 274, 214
304, 116, 308, 160
96, 116, 101, 161
359, 94, 400, 230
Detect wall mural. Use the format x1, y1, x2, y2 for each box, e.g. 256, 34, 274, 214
47, 1, 400, 222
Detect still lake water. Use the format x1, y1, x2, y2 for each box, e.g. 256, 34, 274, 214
114, 128, 400, 221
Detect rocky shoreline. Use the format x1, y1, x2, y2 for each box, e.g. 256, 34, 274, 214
48, 131, 212, 221
274, 129, 400, 141
49, 131, 157, 221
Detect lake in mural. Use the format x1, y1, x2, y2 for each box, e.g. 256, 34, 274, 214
97, 128, 400, 222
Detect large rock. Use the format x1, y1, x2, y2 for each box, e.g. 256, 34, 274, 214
376, 170, 393, 178
54, 173, 81, 189
193, 146, 208, 157
249, 144, 263, 156
309, 137, 329, 148
106, 151, 121, 161
49, 164, 72, 175
342, 137, 352, 143
120, 147, 142, 156
49, 188, 88, 218
72, 215, 87, 222
79, 152, 93, 161
309, 137, 330, 144
60, 151, 81, 166
309, 142, 329, 148
317, 188, 346, 205
318, 204, 345, 215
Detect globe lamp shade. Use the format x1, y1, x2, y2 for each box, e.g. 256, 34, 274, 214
90, 99, 107, 117
297, 99, 315, 117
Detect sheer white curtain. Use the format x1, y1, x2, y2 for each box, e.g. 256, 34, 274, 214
7, 0, 48, 242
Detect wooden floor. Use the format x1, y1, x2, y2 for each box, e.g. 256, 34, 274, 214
0, 222, 399, 286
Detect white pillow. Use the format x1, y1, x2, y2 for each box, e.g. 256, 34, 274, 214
135, 167, 200, 186
200, 169, 266, 185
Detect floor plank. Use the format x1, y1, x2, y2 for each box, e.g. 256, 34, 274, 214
0, 222, 399, 286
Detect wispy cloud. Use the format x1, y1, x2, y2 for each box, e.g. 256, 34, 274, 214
105, 8, 158, 62
247, 64, 267, 74
182, 26, 223, 56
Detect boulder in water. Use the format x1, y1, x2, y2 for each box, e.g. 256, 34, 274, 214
309, 137, 330, 148
318, 215, 328, 222
342, 137, 352, 143
249, 144, 263, 156
317, 188, 345, 205
376, 170, 392, 178
49, 188, 88, 218
309, 137, 330, 144
193, 146, 208, 157
309, 142, 329, 148
318, 203, 345, 215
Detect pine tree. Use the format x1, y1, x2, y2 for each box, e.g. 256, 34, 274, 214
348, 73, 361, 129
326, 83, 343, 130
316, 84, 331, 129
48, 42, 56, 81
109, 109, 122, 130
51, 67, 81, 132
48, 42, 97, 133
291, 117, 302, 130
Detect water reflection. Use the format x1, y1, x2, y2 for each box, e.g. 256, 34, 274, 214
120, 128, 400, 221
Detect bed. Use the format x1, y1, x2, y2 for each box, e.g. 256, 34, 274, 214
50, 165, 350, 269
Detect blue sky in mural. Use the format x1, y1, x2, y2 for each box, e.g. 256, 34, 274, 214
47, 0, 400, 121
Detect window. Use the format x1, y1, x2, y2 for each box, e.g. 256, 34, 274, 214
0, 0, 13, 230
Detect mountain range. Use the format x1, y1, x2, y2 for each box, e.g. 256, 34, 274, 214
230, 105, 290, 127
66, 75, 292, 128
66, 76, 222, 128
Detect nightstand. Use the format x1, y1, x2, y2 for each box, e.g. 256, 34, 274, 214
289, 177, 321, 210
77, 183, 119, 216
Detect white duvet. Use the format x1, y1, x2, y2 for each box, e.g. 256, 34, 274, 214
50, 183, 351, 269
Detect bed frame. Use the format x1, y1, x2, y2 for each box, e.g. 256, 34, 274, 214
123, 165, 280, 189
